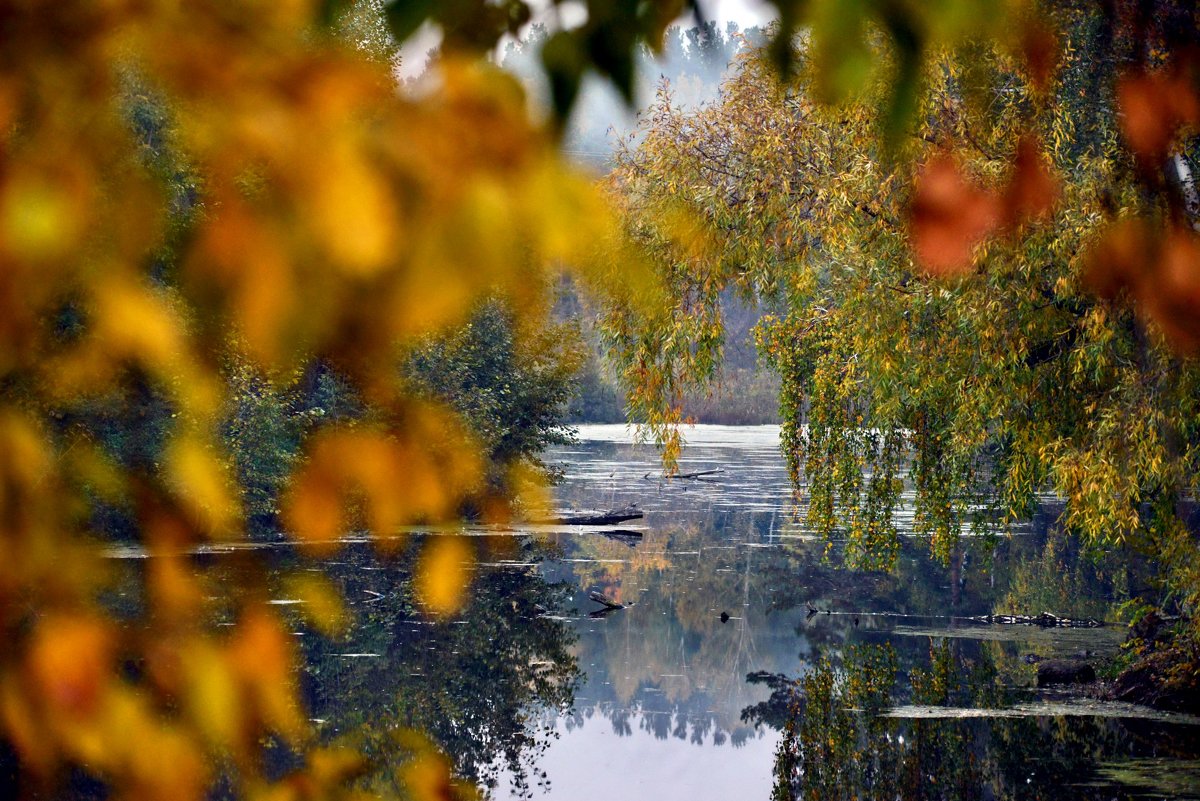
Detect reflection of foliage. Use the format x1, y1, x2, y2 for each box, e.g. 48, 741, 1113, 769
746, 645, 899, 801
550, 516, 793, 741
298, 538, 579, 799
749, 639, 1196, 801
995, 525, 1133, 623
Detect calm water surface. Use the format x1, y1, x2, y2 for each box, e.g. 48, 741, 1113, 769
503, 425, 1200, 800
109, 424, 1200, 799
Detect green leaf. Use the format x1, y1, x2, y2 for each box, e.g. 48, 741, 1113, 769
879, 6, 924, 158
384, 0, 436, 45
540, 30, 586, 125
316, 0, 354, 28
810, 0, 873, 102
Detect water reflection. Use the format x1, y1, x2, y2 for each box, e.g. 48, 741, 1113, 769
748, 640, 1200, 800
528, 425, 1199, 800
107, 536, 581, 800
302, 538, 581, 798
99, 424, 1199, 799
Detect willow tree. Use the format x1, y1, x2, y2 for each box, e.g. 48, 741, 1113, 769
604, 1, 1200, 621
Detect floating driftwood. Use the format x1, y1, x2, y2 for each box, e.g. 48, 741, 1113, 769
645, 468, 724, 481
534, 505, 643, 526
588, 590, 624, 610
966, 612, 1104, 628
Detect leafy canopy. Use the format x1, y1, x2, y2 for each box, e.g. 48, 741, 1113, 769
604, 2, 1200, 621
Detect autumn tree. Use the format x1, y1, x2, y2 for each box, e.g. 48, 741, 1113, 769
404, 298, 585, 498
603, 2, 1200, 625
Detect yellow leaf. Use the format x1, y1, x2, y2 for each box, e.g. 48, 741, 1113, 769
167, 436, 239, 538
283, 573, 348, 636
0, 167, 89, 262
309, 145, 397, 274
416, 536, 473, 617
184, 643, 240, 749
94, 277, 183, 369
402, 752, 458, 801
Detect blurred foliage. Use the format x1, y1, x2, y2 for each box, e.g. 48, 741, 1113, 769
602, 2, 1200, 633
0, 0, 650, 798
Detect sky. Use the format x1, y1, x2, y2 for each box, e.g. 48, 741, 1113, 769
397, 0, 779, 78
706, 0, 777, 29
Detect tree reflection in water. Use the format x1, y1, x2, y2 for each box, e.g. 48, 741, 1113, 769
744, 640, 1200, 801
291, 536, 580, 799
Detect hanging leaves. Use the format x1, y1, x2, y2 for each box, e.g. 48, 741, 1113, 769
604, 1, 1200, 606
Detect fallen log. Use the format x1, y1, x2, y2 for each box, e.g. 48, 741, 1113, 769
645, 469, 724, 480
966, 612, 1103, 628
588, 590, 624, 610
534, 506, 643, 526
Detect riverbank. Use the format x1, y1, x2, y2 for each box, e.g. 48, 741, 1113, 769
1099, 611, 1200, 713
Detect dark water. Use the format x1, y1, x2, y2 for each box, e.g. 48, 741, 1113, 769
108, 424, 1200, 799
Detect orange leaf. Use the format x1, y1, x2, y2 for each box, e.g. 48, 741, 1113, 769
1002, 135, 1060, 225
1118, 69, 1199, 165
1020, 21, 1060, 93
1083, 219, 1148, 300
228, 607, 306, 742
1145, 227, 1200, 352
26, 615, 113, 719
909, 155, 1000, 276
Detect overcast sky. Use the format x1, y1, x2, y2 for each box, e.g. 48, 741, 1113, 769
397, 0, 778, 77
706, 0, 776, 29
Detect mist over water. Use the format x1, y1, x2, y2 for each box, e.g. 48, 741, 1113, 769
499, 23, 761, 171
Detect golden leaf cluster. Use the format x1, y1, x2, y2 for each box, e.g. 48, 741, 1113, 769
0, 1, 647, 798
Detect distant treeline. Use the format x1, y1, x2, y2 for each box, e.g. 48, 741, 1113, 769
562, 285, 782, 426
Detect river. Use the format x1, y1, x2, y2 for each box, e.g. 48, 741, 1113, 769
500, 424, 1200, 800
107, 424, 1200, 799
